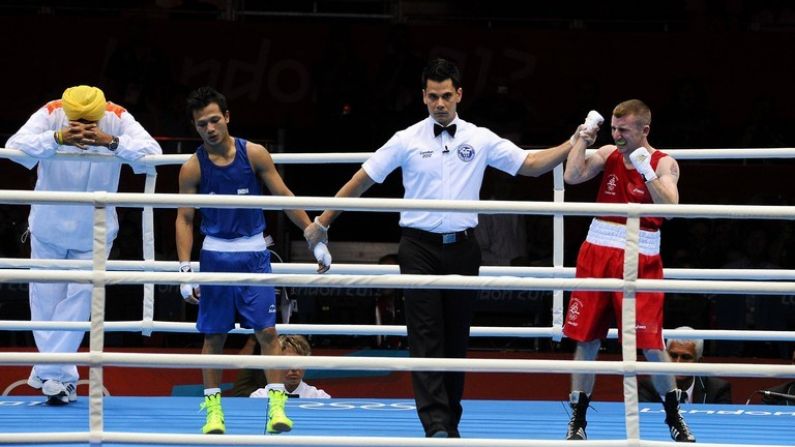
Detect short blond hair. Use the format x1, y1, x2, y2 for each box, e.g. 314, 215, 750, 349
279, 334, 311, 356
613, 99, 651, 127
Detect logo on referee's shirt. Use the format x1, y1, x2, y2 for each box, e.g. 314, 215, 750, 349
456, 144, 475, 162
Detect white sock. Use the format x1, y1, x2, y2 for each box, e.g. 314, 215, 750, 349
204, 388, 222, 396
264, 383, 286, 394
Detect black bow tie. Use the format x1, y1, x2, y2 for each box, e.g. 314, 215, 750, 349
434, 123, 457, 138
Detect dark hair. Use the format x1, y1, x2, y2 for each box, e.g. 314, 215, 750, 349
186, 86, 228, 119
421, 58, 462, 89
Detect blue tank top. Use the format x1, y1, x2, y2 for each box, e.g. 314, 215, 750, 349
197, 138, 266, 239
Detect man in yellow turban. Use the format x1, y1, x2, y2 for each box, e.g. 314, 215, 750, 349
61, 85, 107, 122
3, 86, 162, 406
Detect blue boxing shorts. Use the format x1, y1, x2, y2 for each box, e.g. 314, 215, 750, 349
196, 249, 276, 334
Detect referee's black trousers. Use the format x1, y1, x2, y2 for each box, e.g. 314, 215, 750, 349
398, 231, 480, 437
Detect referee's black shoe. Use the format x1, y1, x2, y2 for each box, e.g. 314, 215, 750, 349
566, 391, 589, 440
664, 389, 696, 442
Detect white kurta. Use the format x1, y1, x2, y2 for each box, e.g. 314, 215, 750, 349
5, 100, 162, 385
6, 101, 161, 250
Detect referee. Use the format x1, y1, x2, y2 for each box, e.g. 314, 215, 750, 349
305, 58, 596, 438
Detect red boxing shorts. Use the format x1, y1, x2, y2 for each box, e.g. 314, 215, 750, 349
563, 220, 664, 350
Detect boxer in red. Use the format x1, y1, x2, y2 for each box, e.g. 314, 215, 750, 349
562, 99, 694, 442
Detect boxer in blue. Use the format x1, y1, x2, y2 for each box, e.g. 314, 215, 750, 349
176, 86, 331, 435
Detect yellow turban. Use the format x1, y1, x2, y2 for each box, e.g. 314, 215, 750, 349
61, 85, 107, 122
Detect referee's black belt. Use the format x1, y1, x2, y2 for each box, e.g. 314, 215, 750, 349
402, 227, 473, 245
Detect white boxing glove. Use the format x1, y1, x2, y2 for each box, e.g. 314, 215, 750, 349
313, 242, 332, 273
583, 110, 604, 132
570, 110, 604, 145
629, 147, 658, 182
179, 262, 200, 304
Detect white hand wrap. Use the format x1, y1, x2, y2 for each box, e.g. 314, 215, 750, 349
179, 284, 195, 300
583, 110, 604, 132
313, 242, 332, 268
304, 217, 329, 249
179, 262, 198, 301
629, 147, 658, 182
570, 110, 604, 145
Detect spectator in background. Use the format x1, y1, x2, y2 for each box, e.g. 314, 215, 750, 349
248, 335, 331, 399
639, 327, 732, 404
4, 85, 161, 406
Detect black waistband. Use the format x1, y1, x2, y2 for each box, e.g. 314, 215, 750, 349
402, 227, 473, 245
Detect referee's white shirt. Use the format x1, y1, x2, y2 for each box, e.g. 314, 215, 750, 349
363, 115, 527, 233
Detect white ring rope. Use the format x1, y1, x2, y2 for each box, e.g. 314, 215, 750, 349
3, 258, 795, 280
0, 321, 792, 343
6, 147, 795, 165
0, 352, 793, 379
1, 149, 794, 447
2, 269, 793, 297
1, 189, 794, 220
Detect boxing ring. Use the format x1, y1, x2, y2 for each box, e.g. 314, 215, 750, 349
2, 396, 794, 446
0, 148, 794, 446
